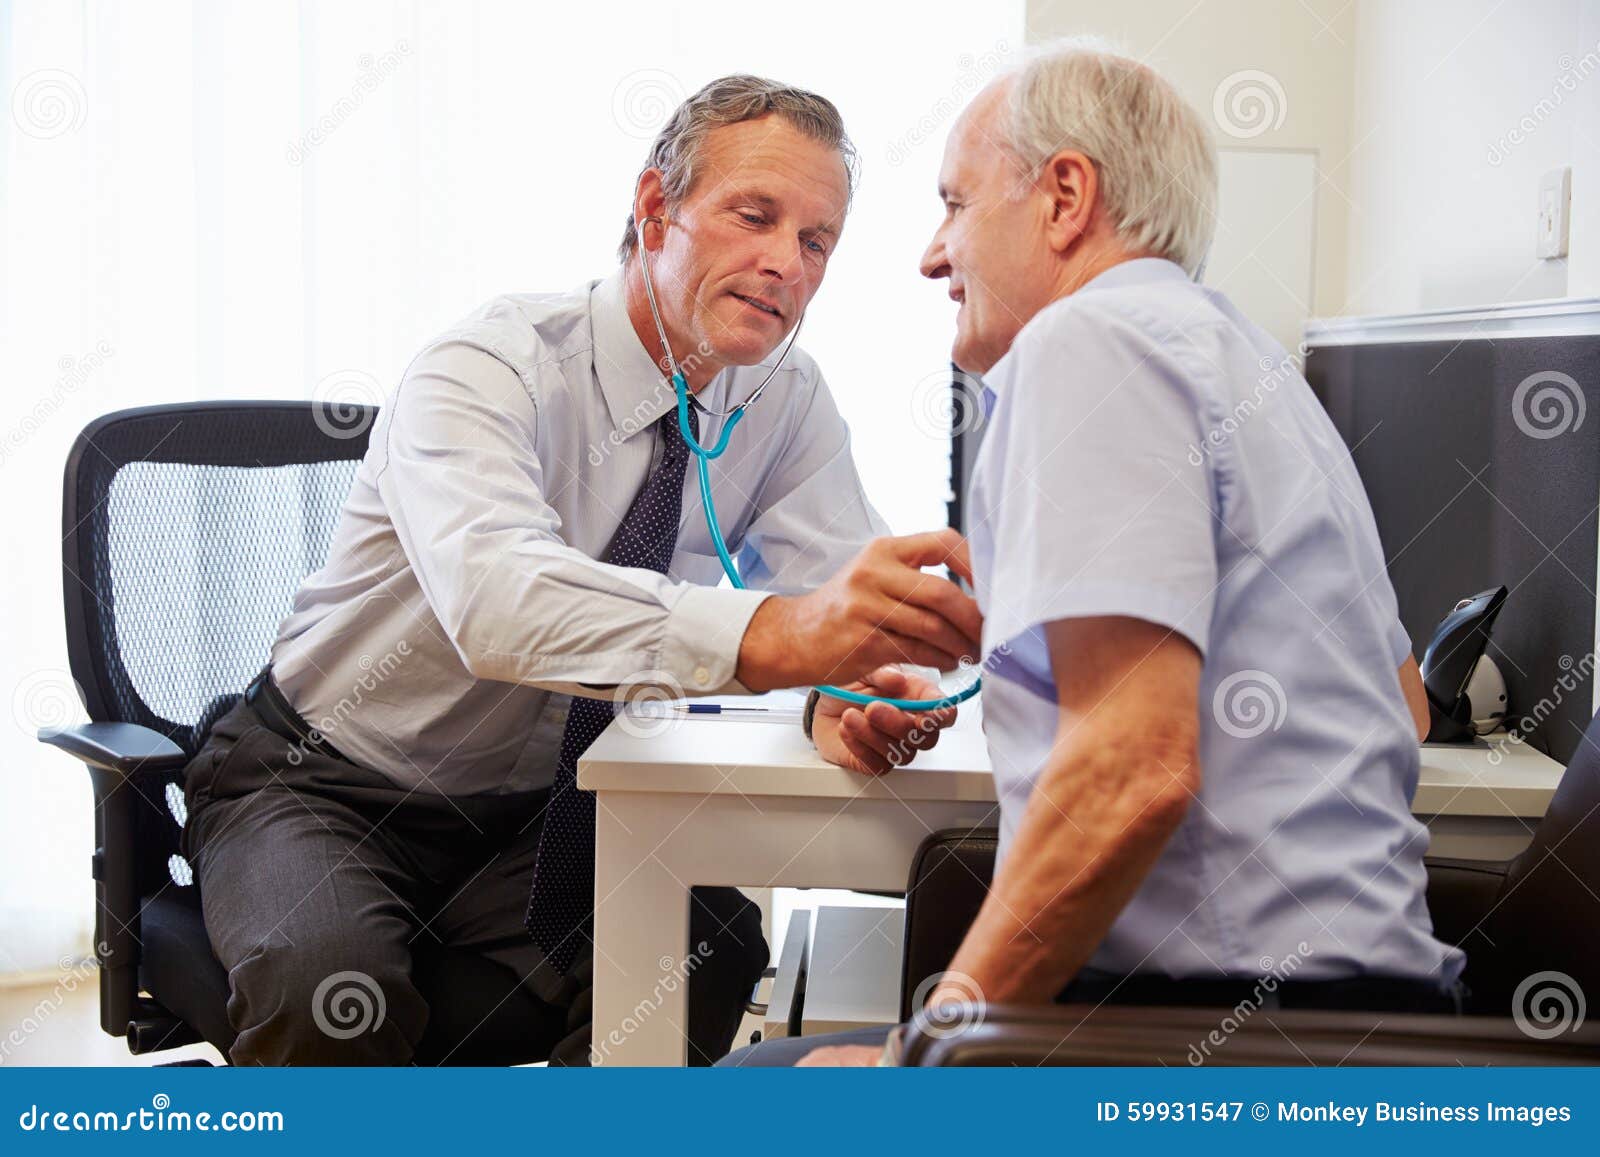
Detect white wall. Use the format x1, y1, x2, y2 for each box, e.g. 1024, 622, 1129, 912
1344, 0, 1600, 314
1026, 0, 1357, 332
1027, 0, 1600, 322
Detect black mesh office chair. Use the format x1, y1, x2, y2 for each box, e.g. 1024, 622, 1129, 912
36, 401, 562, 1064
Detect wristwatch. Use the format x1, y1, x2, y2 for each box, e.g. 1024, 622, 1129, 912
802, 687, 822, 742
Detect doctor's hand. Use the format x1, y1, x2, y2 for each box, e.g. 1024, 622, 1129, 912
813, 666, 958, 777
736, 529, 980, 692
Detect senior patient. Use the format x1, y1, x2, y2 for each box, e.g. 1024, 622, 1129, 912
724, 39, 1457, 1068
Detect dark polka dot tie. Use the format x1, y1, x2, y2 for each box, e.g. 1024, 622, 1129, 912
526, 400, 699, 979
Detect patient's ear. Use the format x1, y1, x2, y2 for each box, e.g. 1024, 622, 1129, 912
1041, 149, 1098, 255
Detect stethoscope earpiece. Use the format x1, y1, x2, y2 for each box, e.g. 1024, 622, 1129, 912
635, 213, 806, 420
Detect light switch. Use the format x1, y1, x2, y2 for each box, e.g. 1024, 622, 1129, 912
1538, 166, 1571, 259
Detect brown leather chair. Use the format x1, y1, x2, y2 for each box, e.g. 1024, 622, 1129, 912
897, 708, 1600, 1063
898, 1004, 1600, 1066
898, 827, 997, 1021
1424, 724, 1600, 1015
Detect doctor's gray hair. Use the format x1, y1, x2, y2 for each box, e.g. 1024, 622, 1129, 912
618, 74, 858, 263
999, 38, 1217, 276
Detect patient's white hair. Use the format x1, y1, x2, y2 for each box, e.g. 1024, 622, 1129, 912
1000, 37, 1217, 276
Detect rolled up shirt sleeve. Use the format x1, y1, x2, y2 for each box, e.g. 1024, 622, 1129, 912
1365, 524, 1414, 665
1388, 618, 1414, 666
374, 340, 771, 697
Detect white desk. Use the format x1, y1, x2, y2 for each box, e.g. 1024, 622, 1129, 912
1414, 736, 1566, 859
582, 707, 1564, 1066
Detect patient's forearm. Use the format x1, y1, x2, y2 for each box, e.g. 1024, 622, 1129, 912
1399, 655, 1428, 742
938, 728, 1197, 1005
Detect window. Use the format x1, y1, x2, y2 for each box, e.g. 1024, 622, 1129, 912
1, 0, 1021, 972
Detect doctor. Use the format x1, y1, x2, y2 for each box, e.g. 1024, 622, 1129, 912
181, 74, 977, 1067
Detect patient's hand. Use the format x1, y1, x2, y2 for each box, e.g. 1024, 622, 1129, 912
813, 666, 958, 776
796, 1044, 881, 1067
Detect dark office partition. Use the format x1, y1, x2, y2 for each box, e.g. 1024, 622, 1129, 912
1306, 334, 1600, 763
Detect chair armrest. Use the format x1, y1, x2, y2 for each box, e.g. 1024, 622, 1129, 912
898, 1003, 1600, 1066
900, 827, 997, 1020
36, 721, 189, 1037
38, 722, 188, 776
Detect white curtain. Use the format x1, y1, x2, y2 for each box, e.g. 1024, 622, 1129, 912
0, 0, 1020, 974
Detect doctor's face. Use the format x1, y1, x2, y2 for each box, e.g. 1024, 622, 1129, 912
920, 84, 1061, 375
647, 117, 849, 372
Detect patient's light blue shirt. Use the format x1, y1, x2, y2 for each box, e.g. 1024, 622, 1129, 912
966, 257, 1464, 985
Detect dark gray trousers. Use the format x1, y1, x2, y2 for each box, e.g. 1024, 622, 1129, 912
182, 695, 766, 1066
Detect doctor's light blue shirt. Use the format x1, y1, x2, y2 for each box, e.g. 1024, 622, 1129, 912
965, 257, 1464, 986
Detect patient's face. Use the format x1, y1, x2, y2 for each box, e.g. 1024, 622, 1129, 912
920, 84, 1060, 375
651, 117, 849, 374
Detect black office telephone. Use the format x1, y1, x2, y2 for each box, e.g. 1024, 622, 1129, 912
1419, 586, 1508, 744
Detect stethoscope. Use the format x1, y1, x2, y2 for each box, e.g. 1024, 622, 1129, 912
636, 213, 980, 713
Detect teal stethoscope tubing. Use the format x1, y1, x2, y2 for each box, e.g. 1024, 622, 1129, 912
670, 373, 980, 713
635, 212, 979, 713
